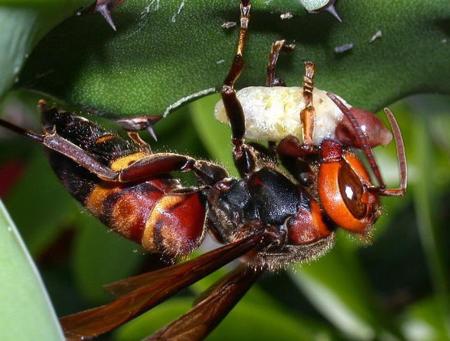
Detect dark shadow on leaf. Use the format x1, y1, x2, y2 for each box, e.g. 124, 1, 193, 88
435, 18, 450, 37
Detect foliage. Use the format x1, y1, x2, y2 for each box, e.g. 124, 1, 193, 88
9, 0, 450, 115
0, 201, 63, 340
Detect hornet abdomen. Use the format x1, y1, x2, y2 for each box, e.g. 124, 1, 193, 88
43, 109, 206, 256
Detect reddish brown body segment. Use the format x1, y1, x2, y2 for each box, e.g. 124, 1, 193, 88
335, 107, 393, 148
86, 179, 206, 256
288, 201, 331, 244
143, 192, 206, 255
39, 112, 208, 258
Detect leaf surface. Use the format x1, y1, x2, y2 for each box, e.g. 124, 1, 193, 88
0, 0, 91, 98
18, 0, 450, 116
0, 200, 64, 340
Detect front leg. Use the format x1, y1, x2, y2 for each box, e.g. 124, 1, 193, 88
277, 135, 318, 159
118, 154, 228, 185
301, 61, 316, 145
277, 135, 318, 185
221, 0, 257, 177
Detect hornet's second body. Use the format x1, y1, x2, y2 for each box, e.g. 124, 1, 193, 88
43, 109, 207, 257
42, 108, 336, 268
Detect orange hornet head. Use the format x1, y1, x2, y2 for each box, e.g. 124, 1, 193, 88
318, 139, 381, 233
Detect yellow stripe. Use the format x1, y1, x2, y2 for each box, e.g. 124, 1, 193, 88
85, 184, 118, 216
142, 195, 184, 252
95, 134, 115, 144
110, 152, 148, 171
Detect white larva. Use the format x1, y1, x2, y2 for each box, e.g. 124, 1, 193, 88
214, 86, 349, 144
299, 0, 331, 12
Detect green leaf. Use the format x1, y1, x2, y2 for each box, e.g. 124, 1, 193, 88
290, 236, 400, 340
190, 94, 236, 174
207, 297, 330, 341
0, 0, 92, 98
401, 296, 450, 341
190, 265, 277, 307
19, 0, 450, 116
410, 99, 450, 336
4, 149, 79, 256
114, 298, 190, 340
0, 200, 64, 340
115, 296, 332, 341
5, 149, 79, 255
72, 213, 143, 302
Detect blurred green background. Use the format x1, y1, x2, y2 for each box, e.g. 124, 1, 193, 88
0, 90, 449, 340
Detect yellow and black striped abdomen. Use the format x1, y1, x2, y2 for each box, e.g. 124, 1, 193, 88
44, 111, 206, 257
85, 179, 206, 256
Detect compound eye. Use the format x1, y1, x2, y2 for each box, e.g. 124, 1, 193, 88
318, 153, 379, 233
338, 162, 366, 219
